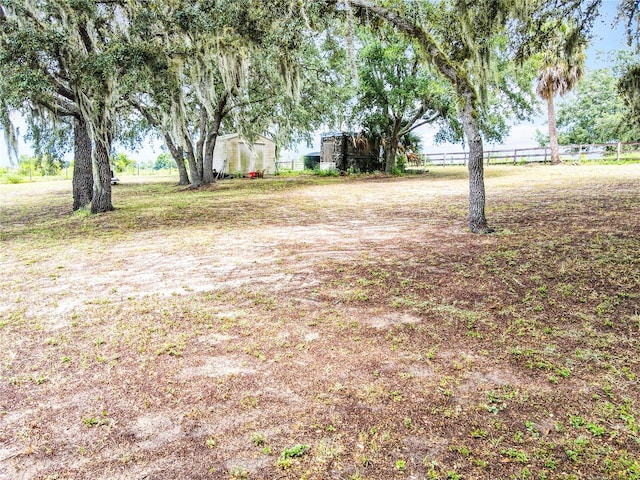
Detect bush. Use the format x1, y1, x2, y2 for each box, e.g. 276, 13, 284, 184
113, 152, 136, 173
6, 174, 26, 184
17, 154, 66, 176
313, 166, 340, 177
274, 168, 303, 177
153, 153, 177, 171
392, 156, 407, 175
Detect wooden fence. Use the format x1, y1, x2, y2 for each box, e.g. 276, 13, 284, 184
412, 142, 640, 167
275, 159, 305, 171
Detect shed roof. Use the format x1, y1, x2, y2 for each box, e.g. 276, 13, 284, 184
218, 133, 275, 144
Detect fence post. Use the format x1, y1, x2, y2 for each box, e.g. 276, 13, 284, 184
513, 149, 517, 164
442, 153, 446, 167
617, 142, 621, 161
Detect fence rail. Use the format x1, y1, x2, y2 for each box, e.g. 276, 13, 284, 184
275, 142, 640, 172
412, 142, 640, 167
275, 159, 305, 171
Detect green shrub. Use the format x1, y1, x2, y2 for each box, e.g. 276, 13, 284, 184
392, 156, 406, 175
313, 166, 340, 177
6, 174, 26, 184
274, 168, 303, 177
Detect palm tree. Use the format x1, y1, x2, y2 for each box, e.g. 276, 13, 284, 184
536, 23, 586, 165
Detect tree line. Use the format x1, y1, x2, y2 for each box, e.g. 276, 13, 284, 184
1, 0, 638, 232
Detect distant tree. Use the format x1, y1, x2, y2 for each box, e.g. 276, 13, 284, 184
353, 30, 457, 174
554, 68, 640, 144
154, 153, 176, 171
537, 51, 640, 146
18, 154, 65, 176
112, 153, 136, 174
535, 22, 586, 164
17, 155, 36, 176
401, 131, 423, 154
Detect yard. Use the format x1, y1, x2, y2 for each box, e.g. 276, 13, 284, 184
1, 164, 639, 479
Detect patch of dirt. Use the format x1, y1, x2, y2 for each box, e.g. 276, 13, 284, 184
179, 357, 256, 379
1, 165, 639, 479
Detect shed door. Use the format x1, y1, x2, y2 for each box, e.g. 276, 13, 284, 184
321, 137, 336, 163
239, 141, 265, 172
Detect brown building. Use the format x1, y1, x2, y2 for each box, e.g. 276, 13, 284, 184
320, 132, 382, 172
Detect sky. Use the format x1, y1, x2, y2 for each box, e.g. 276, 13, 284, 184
0, 1, 633, 167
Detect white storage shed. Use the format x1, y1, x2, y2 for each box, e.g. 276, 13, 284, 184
213, 133, 277, 176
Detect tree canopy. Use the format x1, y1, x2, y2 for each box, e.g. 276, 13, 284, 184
556, 67, 640, 144
1, 0, 633, 232
353, 29, 459, 173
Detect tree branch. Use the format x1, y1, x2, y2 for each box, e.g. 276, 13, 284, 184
129, 97, 160, 127
406, 113, 440, 134
78, 22, 94, 54
333, 0, 477, 105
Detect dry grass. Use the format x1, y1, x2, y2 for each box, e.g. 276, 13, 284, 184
1, 164, 639, 479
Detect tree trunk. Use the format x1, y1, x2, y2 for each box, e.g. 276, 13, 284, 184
194, 110, 207, 183
202, 94, 227, 184
91, 136, 114, 213
174, 146, 190, 186
75, 85, 113, 213
460, 96, 491, 233
385, 142, 397, 174
184, 138, 202, 188
164, 133, 189, 185
202, 130, 218, 184
134, 103, 190, 186
385, 119, 401, 174
72, 116, 93, 210
195, 138, 205, 183
546, 92, 561, 165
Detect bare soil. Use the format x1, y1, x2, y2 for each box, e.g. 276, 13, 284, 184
1, 164, 639, 479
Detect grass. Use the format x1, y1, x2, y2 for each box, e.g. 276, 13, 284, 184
0, 165, 639, 479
